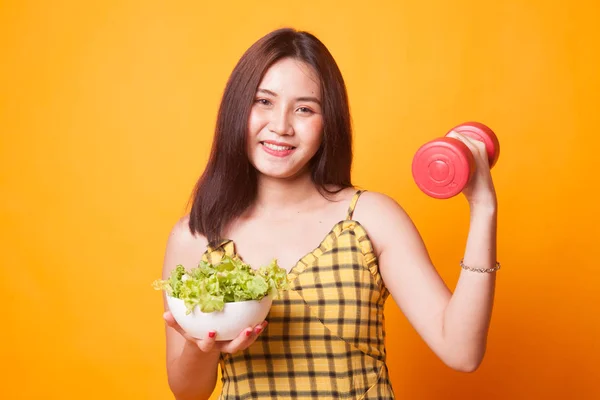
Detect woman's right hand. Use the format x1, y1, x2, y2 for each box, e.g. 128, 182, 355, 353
163, 311, 268, 354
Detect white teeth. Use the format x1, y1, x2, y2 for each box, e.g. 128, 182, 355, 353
263, 142, 294, 151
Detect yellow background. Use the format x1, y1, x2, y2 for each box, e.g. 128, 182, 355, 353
2, 0, 598, 399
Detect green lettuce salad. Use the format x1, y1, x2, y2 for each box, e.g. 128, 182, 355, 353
153, 255, 289, 314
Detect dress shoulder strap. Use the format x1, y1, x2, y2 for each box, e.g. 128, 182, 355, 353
346, 189, 366, 220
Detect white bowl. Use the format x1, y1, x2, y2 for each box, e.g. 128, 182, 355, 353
166, 295, 273, 341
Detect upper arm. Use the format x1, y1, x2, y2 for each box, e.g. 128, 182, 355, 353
161, 216, 209, 364
353, 192, 451, 356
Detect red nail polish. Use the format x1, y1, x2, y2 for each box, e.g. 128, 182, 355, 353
208, 331, 216, 338
245, 330, 252, 337
255, 327, 263, 334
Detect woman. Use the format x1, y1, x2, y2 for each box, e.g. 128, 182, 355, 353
160, 27, 499, 400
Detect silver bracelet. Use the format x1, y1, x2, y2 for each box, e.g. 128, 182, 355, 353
460, 259, 501, 273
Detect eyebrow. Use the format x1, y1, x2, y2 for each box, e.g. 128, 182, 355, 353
257, 88, 321, 105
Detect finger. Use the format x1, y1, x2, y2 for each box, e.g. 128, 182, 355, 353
163, 311, 197, 342
163, 311, 187, 335
254, 320, 268, 335
447, 131, 477, 147
163, 311, 217, 352
448, 131, 488, 161
452, 131, 486, 152
196, 331, 217, 352
221, 327, 255, 353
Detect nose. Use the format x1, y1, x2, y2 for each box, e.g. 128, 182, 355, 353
268, 108, 294, 136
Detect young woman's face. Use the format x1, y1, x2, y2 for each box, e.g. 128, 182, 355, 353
247, 57, 324, 180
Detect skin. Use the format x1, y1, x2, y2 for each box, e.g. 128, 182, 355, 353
161, 57, 498, 400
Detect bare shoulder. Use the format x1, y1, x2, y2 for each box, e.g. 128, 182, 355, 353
162, 214, 208, 279
353, 190, 413, 225
166, 214, 204, 248
352, 190, 422, 257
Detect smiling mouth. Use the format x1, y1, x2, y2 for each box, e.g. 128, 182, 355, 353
260, 142, 296, 151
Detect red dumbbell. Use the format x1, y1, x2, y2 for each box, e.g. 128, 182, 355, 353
411, 122, 499, 199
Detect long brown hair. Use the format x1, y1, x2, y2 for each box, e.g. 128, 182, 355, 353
188, 27, 354, 246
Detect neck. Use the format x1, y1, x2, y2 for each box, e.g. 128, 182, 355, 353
251, 171, 321, 218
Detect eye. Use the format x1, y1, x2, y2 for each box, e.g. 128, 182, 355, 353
297, 107, 314, 114
255, 98, 271, 106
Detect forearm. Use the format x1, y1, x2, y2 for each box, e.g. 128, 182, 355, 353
442, 205, 498, 371
168, 341, 221, 400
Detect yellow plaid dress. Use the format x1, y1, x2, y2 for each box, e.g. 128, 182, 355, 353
202, 190, 395, 399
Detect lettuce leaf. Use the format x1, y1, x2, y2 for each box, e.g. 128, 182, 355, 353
152, 255, 289, 314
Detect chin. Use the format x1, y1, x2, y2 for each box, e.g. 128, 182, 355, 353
249, 147, 316, 180
252, 161, 308, 180
256, 167, 304, 180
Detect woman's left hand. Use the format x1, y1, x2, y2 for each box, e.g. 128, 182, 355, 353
446, 131, 498, 210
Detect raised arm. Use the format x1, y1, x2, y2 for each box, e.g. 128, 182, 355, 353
356, 132, 499, 372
